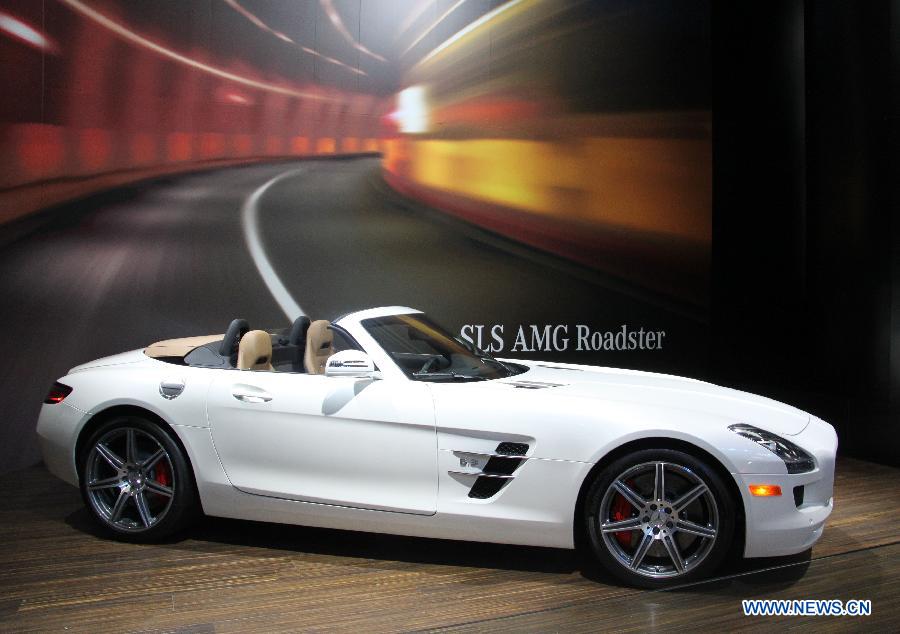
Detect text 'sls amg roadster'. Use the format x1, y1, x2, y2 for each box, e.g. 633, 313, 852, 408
37, 307, 837, 587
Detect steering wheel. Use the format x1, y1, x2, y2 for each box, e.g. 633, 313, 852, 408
418, 355, 450, 374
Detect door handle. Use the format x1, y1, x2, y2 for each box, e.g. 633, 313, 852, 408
231, 386, 273, 404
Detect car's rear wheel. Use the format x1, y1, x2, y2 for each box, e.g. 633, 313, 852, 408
79, 416, 198, 541
584, 448, 735, 588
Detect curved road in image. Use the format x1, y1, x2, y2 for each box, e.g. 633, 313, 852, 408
0, 158, 704, 472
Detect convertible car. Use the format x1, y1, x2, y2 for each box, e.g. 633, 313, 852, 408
36, 306, 837, 587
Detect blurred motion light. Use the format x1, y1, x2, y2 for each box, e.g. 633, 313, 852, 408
223, 91, 252, 105
395, 86, 429, 134
224, 0, 367, 76
0, 10, 56, 53
320, 0, 387, 63
396, 0, 434, 40
417, 0, 525, 67
60, 0, 345, 98
402, 0, 468, 57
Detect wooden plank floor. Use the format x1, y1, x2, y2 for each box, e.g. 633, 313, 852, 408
0, 457, 897, 633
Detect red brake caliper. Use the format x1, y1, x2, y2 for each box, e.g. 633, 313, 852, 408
152, 461, 170, 495
611, 481, 636, 547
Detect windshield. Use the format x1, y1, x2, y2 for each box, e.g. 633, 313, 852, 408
361, 314, 518, 381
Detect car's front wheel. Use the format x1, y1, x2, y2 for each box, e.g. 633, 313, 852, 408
79, 416, 198, 541
584, 448, 735, 588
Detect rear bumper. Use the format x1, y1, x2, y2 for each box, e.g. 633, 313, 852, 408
35, 401, 85, 487
739, 416, 838, 558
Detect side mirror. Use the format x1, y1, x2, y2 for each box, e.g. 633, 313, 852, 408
324, 350, 378, 379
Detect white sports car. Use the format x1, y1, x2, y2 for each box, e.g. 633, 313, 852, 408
36, 306, 837, 587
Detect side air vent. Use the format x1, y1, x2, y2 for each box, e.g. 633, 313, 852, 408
449, 444, 531, 500
496, 442, 528, 456
469, 477, 508, 499
483, 455, 523, 476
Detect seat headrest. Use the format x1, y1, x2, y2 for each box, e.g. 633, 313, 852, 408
237, 330, 274, 371
304, 320, 334, 374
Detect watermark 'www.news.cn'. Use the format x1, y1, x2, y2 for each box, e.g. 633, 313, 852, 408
742, 599, 872, 617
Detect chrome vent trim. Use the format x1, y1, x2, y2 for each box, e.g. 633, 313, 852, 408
535, 364, 584, 371
447, 470, 515, 480
505, 380, 566, 389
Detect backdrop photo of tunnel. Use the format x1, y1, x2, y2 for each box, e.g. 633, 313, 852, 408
0, 0, 896, 479
0, 0, 715, 474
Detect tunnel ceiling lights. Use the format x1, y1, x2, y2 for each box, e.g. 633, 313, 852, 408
58, 0, 351, 99
394, 0, 435, 43
223, 0, 367, 76
320, 0, 388, 63
0, 10, 57, 53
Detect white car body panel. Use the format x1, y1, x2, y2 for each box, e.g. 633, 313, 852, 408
207, 372, 438, 514
35, 306, 837, 557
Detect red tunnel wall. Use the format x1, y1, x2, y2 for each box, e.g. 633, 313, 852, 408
0, 1, 391, 224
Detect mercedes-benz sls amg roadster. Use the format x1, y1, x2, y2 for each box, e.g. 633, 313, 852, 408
37, 306, 837, 587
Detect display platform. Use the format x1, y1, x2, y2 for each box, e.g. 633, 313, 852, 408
0, 457, 897, 632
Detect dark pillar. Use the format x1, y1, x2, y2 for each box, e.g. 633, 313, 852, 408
712, 0, 897, 465
710, 0, 809, 386
804, 0, 895, 462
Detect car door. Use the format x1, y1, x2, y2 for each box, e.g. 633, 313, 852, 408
206, 369, 437, 515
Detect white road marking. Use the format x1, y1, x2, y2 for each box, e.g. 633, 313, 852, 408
241, 168, 307, 321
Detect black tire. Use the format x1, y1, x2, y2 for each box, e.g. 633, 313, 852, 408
583, 448, 735, 588
79, 415, 199, 542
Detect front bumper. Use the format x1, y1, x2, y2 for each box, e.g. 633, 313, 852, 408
739, 416, 838, 558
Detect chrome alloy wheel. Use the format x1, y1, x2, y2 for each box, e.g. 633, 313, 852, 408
598, 461, 719, 579
85, 427, 175, 532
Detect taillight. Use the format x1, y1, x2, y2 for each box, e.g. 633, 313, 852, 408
44, 382, 72, 404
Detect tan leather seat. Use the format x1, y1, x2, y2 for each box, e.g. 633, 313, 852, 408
304, 320, 334, 374
237, 330, 274, 371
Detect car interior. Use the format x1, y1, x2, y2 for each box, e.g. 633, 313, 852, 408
147, 315, 356, 373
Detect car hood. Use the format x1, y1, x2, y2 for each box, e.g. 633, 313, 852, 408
497, 361, 810, 436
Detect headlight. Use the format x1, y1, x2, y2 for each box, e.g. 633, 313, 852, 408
728, 424, 815, 473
